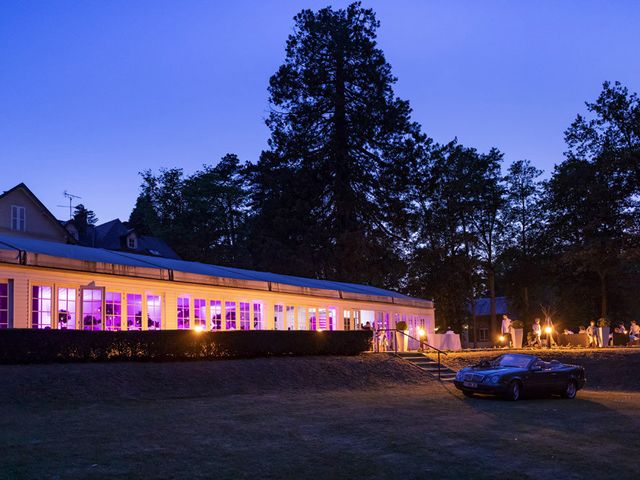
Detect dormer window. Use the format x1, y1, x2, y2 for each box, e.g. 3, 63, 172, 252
127, 234, 137, 249
11, 205, 26, 231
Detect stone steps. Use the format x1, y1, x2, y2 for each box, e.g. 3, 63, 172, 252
393, 352, 457, 382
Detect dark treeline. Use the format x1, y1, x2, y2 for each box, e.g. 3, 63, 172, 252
127, 3, 640, 335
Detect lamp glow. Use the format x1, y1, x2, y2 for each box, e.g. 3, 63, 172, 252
417, 328, 425, 338
194, 325, 204, 333
544, 326, 552, 334
499, 335, 505, 342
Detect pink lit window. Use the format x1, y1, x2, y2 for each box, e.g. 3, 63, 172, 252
253, 303, 263, 330
225, 302, 236, 330
177, 295, 190, 329
105, 292, 122, 331
239, 302, 250, 330
147, 295, 161, 330
194, 299, 206, 328
127, 294, 143, 331
57, 288, 76, 329
210, 300, 222, 330
82, 289, 103, 331
0, 283, 9, 329
328, 308, 336, 331
31, 286, 52, 329
308, 308, 316, 331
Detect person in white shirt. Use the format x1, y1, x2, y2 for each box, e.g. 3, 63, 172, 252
531, 318, 542, 347
501, 314, 512, 348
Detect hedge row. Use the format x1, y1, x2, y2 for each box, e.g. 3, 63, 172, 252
0, 329, 373, 364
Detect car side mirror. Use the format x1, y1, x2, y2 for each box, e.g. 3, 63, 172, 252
530, 365, 542, 372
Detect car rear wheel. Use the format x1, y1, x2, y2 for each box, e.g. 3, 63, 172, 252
561, 380, 577, 399
462, 390, 474, 398
505, 381, 521, 401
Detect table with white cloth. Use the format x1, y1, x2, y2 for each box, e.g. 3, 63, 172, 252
429, 333, 462, 351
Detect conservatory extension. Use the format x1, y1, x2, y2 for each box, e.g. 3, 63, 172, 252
0, 234, 434, 338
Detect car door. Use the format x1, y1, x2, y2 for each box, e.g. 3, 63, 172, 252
525, 360, 552, 394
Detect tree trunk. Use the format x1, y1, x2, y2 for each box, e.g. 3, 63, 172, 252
599, 271, 607, 319
488, 268, 497, 340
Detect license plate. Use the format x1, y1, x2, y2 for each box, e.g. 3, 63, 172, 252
463, 381, 478, 388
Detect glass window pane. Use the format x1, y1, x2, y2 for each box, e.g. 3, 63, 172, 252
105, 292, 122, 331
0, 283, 9, 329
147, 295, 161, 330
31, 286, 52, 329
210, 300, 222, 330
127, 294, 143, 331
82, 289, 103, 331
177, 295, 190, 329
225, 301, 236, 330
253, 303, 263, 330
194, 299, 206, 328
239, 302, 250, 330
57, 288, 76, 329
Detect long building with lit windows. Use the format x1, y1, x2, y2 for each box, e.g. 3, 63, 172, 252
0, 184, 435, 338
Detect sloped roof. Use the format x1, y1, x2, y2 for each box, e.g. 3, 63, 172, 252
0, 183, 74, 243
0, 233, 431, 307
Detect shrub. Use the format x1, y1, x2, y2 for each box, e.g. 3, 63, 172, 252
395, 321, 408, 331
511, 320, 524, 329
597, 318, 610, 328
0, 330, 372, 364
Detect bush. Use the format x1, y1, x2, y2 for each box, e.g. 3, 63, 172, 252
511, 320, 524, 329
0, 330, 373, 364
597, 318, 610, 328
395, 321, 408, 331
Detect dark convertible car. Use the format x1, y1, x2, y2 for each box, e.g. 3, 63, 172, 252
453, 353, 586, 401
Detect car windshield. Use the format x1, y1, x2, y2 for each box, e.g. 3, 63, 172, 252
492, 354, 532, 369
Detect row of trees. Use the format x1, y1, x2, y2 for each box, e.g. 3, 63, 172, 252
127, 3, 640, 335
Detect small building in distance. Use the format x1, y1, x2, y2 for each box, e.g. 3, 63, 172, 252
469, 296, 510, 347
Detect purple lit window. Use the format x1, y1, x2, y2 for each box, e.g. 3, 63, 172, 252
253, 303, 263, 330
225, 301, 236, 330
82, 289, 103, 331
274, 304, 284, 330
105, 292, 122, 331
297, 307, 306, 330
210, 300, 222, 330
309, 308, 316, 331
194, 298, 206, 328
147, 295, 161, 330
0, 283, 8, 329
239, 302, 250, 330
318, 308, 327, 330
127, 294, 143, 331
31, 285, 52, 329
177, 295, 190, 329
57, 288, 76, 329
328, 308, 336, 331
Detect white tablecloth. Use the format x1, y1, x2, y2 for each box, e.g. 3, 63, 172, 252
429, 333, 462, 351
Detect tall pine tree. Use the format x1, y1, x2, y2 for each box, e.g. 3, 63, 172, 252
250, 2, 425, 287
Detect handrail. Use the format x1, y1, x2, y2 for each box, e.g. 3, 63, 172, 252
373, 328, 448, 380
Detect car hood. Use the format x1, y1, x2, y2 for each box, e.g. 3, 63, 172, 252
460, 366, 526, 376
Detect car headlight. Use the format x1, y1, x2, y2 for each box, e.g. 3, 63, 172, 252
455, 370, 464, 381
485, 375, 500, 385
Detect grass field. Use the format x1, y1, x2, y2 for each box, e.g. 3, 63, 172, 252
1, 353, 639, 479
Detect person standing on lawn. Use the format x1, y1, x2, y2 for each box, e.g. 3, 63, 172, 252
587, 320, 598, 347
531, 318, 542, 347
501, 314, 513, 348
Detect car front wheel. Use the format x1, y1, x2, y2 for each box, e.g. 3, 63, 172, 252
561, 381, 577, 399
505, 381, 521, 401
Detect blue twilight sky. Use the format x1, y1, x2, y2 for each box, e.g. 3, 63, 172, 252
1, 1, 639, 222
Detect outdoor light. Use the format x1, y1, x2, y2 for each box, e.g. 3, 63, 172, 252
499, 335, 505, 342
417, 328, 425, 338
194, 325, 204, 333
317, 328, 323, 332
544, 326, 552, 334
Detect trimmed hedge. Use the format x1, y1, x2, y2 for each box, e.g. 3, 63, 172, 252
0, 329, 372, 364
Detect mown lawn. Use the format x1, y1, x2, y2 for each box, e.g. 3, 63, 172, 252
1, 354, 639, 479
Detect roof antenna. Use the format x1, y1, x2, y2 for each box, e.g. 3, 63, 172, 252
57, 190, 82, 220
